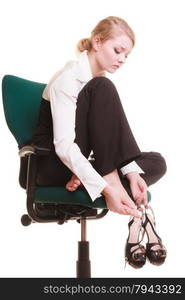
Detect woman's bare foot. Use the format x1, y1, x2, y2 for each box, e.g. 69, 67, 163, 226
102, 169, 140, 217
66, 174, 81, 191
66, 169, 140, 217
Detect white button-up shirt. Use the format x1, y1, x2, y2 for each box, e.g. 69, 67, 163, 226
42, 50, 144, 201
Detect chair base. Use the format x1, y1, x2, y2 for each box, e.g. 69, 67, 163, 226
21, 214, 32, 226
76, 241, 91, 278
20, 207, 108, 277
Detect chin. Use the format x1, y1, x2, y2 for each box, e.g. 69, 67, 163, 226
107, 69, 117, 74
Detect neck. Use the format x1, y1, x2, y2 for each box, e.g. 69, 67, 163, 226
87, 51, 105, 77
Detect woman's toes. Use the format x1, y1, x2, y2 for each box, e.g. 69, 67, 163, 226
66, 182, 72, 190
74, 179, 81, 185
66, 182, 78, 191
66, 176, 81, 192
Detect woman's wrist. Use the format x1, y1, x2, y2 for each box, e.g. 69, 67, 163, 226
126, 171, 139, 181
101, 184, 113, 196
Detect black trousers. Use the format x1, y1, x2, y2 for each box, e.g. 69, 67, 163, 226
33, 77, 167, 199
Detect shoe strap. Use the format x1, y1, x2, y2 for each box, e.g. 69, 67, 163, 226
142, 211, 162, 243
128, 217, 134, 228
143, 206, 156, 225
146, 242, 166, 253
147, 242, 162, 248
129, 242, 145, 255
147, 206, 156, 223
128, 217, 145, 244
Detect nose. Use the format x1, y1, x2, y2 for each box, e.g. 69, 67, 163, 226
118, 54, 126, 65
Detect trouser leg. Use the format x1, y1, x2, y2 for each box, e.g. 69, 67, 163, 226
75, 77, 141, 175
118, 151, 167, 199
135, 151, 167, 186
75, 77, 167, 200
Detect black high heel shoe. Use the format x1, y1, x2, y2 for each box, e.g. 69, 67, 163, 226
143, 206, 167, 266
125, 217, 146, 269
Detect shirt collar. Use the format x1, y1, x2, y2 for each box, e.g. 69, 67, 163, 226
75, 50, 93, 83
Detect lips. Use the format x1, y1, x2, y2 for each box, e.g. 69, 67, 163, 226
112, 65, 119, 69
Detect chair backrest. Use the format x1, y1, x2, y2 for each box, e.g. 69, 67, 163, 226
2, 75, 46, 147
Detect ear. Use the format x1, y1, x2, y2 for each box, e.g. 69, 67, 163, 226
91, 35, 102, 51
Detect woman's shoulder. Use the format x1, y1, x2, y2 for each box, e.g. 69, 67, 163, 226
50, 59, 77, 85
43, 59, 79, 99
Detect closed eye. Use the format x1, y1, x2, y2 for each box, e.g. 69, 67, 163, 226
114, 48, 121, 54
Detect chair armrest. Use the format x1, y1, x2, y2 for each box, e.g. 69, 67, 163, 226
19, 145, 51, 157
19, 145, 35, 157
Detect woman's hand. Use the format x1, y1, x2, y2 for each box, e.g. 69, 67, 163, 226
102, 185, 140, 218
126, 172, 148, 208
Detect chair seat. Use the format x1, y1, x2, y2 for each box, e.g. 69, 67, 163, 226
34, 187, 107, 209
34, 187, 151, 209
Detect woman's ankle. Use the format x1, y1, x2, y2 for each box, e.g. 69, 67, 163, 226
103, 169, 120, 185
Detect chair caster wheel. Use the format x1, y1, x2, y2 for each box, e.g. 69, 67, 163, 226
21, 214, 32, 226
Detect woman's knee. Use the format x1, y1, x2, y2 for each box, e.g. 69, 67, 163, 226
147, 151, 167, 177
137, 151, 167, 178
89, 76, 114, 86
137, 151, 167, 186
78, 77, 118, 108
86, 76, 117, 96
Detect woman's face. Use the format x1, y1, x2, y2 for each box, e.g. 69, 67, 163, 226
93, 33, 133, 73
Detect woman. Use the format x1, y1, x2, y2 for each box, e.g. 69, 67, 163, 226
32, 16, 167, 268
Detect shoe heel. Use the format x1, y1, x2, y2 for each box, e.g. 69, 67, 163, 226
124, 217, 146, 269
143, 206, 167, 266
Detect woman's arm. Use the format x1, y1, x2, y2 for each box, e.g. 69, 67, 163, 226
49, 82, 108, 201
126, 172, 148, 207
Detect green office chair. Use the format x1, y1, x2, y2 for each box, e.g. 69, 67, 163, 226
2, 74, 151, 278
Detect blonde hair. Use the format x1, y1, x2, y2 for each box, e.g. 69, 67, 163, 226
76, 16, 135, 53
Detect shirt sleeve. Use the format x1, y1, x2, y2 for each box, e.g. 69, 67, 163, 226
49, 81, 107, 201
120, 161, 145, 175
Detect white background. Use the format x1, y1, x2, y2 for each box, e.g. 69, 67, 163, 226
0, 0, 185, 278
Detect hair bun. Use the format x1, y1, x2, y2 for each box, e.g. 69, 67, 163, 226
76, 38, 92, 52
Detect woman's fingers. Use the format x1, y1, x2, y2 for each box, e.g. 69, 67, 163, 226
122, 205, 141, 218
123, 196, 136, 209
135, 191, 148, 208
143, 193, 148, 207
128, 174, 149, 208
